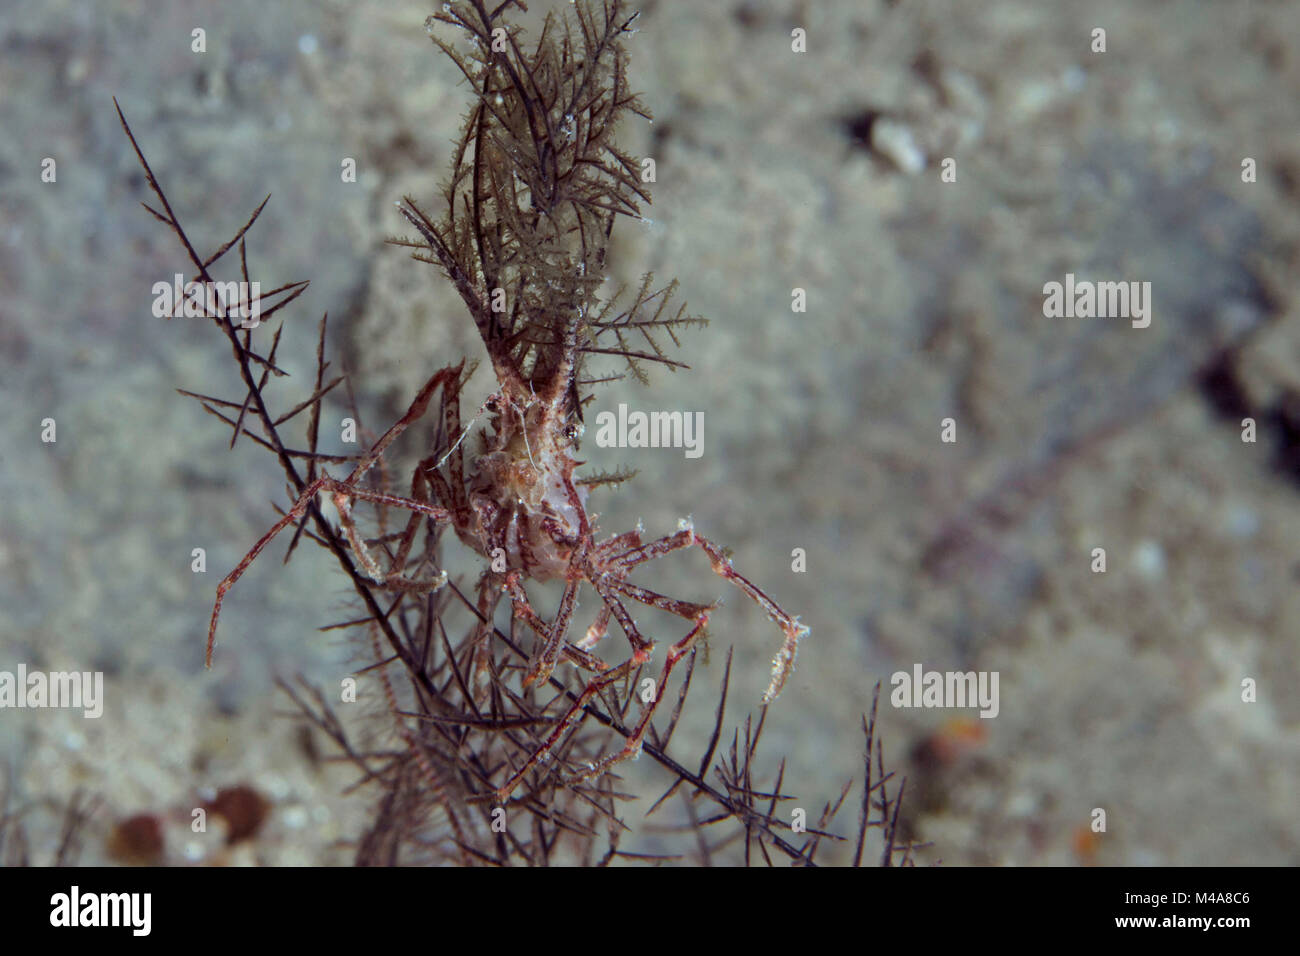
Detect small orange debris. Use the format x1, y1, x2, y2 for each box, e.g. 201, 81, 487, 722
1072, 825, 1102, 865
912, 717, 988, 769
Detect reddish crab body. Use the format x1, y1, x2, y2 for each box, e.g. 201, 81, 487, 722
459, 380, 590, 582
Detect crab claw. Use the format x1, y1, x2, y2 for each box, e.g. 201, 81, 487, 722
522, 658, 556, 687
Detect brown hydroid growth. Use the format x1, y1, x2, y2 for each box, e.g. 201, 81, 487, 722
403, 0, 704, 390
116, 0, 909, 865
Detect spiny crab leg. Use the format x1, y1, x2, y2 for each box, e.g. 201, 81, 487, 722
577, 603, 611, 650
568, 612, 711, 788
206, 475, 451, 666
503, 571, 607, 682
610, 522, 809, 703
496, 606, 713, 804
205, 365, 462, 666
495, 653, 644, 804
492, 518, 807, 800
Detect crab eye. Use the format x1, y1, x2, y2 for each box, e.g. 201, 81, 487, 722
563, 422, 582, 441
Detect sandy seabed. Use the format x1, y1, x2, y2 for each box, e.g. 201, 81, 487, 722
2, 0, 1298, 865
